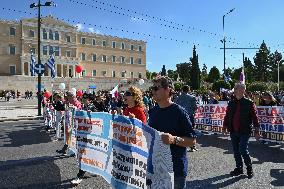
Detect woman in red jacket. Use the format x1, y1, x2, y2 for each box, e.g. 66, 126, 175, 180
123, 86, 147, 124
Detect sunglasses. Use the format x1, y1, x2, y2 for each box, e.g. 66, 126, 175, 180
124, 91, 134, 96
151, 86, 163, 91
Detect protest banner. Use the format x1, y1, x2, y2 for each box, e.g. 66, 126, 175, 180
195, 104, 284, 143
73, 111, 174, 189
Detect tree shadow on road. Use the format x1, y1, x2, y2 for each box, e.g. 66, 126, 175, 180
0, 124, 52, 147
197, 134, 284, 164
186, 173, 246, 189
0, 155, 73, 189
270, 169, 284, 187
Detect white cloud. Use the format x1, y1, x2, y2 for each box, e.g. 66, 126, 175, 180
88, 27, 94, 33
75, 23, 84, 31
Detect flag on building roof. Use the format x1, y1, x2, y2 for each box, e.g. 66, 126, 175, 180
47, 54, 56, 78
30, 53, 36, 76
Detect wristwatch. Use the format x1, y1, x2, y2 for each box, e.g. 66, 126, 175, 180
174, 136, 184, 145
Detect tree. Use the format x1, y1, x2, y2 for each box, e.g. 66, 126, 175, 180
146, 70, 152, 80
201, 63, 208, 82
161, 65, 167, 76
190, 45, 201, 90
151, 72, 157, 79
176, 62, 191, 83
207, 66, 220, 83
253, 41, 271, 81
167, 69, 178, 81
243, 57, 254, 83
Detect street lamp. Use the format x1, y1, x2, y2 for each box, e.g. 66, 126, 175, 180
30, 0, 53, 116
222, 8, 235, 80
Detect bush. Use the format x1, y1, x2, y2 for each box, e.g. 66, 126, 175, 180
174, 82, 182, 91
247, 82, 278, 92
212, 80, 231, 92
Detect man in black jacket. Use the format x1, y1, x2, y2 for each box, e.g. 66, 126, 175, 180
223, 83, 261, 179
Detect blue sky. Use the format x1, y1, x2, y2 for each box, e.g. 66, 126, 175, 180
1, 0, 284, 73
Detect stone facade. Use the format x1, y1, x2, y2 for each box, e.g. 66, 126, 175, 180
0, 16, 146, 80
0, 75, 151, 93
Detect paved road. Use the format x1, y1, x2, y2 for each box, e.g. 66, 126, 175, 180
0, 120, 283, 189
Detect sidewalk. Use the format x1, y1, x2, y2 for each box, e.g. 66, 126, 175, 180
0, 98, 42, 122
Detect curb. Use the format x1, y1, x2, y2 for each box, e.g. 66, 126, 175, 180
0, 116, 43, 122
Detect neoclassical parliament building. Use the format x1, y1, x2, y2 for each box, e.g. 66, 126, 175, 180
0, 15, 146, 80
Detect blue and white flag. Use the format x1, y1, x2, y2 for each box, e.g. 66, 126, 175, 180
47, 54, 56, 78
30, 53, 36, 76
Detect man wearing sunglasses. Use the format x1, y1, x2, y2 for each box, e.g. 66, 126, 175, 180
148, 76, 197, 189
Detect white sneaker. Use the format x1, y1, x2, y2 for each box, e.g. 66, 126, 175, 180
71, 177, 83, 185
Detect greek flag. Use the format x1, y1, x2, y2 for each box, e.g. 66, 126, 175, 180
47, 54, 56, 78
30, 53, 36, 76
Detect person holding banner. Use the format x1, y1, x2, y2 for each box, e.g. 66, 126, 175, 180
148, 76, 196, 189
223, 83, 261, 179
71, 87, 147, 186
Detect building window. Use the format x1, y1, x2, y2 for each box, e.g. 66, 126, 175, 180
82, 70, 86, 76
121, 71, 126, 78
49, 46, 53, 55
9, 65, 16, 75
120, 56, 125, 63
66, 51, 71, 57
54, 31, 59, 40
130, 72, 134, 78
81, 53, 86, 61
121, 42, 125, 50
92, 70, 97, 76
49, 30, 53, 40
102, 55, 107, 62
102, 40, 106, 47
43, 29, 47, 39
9, 45, 16, 55
92, 39, 96, 46
130, 44, 134, 51
43, 46, 48, 55
29, 30, 35, 37
81, 37, 86, 44
130, 57, 134, 64
112, 55, 116, 63
112, 41, 116, 48
66, 35, 71, 42
10, 27, 16, 36
54, 46, 60, 56
92, 54, 97, 62
112, 71, 116, 77
138, 58, 142, 64
30, 48, 36, 54
138, 46, 142, 52
138, 72, 142, 78
101, 71, 107, 77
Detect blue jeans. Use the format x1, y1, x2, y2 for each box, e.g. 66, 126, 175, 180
230, 132, 252, 168
174, 177, 186, 189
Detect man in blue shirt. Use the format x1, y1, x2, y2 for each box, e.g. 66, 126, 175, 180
148, 76, 197, 189
175, 85, 198, 152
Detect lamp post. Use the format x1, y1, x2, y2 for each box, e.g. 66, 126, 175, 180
222, 8, 235, 80
30, 0, 53, 116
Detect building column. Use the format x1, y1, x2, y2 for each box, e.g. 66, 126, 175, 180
66, 65, 69, 78
73, 65, 75, 78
